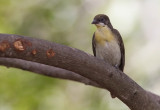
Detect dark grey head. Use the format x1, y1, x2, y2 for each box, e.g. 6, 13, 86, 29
92, 14, 113, 29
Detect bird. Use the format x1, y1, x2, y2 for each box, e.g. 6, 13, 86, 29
91, 14, 125, 72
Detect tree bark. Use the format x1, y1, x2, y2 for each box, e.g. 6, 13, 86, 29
0, 34, 160, 110
0, 58, 100, 88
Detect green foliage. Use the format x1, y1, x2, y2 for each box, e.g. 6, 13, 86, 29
0, 66, 59, 110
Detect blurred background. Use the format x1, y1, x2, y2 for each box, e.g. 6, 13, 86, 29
0, 0, 160, 110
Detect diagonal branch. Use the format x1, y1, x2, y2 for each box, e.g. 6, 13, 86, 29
0, 57, 100, 88
0, 34, 160, 110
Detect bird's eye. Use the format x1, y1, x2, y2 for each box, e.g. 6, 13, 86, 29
100, 18, 104, 22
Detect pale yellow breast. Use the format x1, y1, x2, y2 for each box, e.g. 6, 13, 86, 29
95, 26, 114, 45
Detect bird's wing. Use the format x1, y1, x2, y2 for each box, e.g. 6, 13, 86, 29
92, 33, 96, 56
113, 29, 125, 71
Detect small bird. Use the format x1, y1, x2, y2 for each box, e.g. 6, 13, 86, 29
92, 14, 125, 72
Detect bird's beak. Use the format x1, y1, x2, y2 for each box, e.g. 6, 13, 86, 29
91, 20, 98, 24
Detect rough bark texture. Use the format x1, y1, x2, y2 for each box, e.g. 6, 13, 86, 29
0, 34, 160, 110
0, 58, 100, 88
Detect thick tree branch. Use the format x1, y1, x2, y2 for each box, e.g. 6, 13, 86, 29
0, 58, 100, 88
0, 34, 160, 110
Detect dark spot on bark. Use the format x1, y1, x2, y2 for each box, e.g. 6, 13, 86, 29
133, 91, 137, 95
0, 41, 10, 52
31, 49, 37, 55
46, 49, 55, 58
109, 73, 113, 78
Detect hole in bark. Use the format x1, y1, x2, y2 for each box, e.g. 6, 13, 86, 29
14, 40, 25, 51
46, 49, 55, 58
0, 41, 10, 52
31, 49, 37, 55
14, 39, 32, 51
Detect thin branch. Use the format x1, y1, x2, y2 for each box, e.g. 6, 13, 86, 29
0, 33, 160, 110
0, 58, 100, 88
